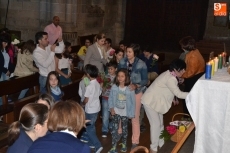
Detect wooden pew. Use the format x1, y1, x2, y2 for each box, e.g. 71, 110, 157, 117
61, 79, 81, 102
0, 73, 40, 123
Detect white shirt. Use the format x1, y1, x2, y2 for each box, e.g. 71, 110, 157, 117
84, 79, 102, 113
60, 129, 76, 137
58, 57, 70, 69
33, 41, 64, 77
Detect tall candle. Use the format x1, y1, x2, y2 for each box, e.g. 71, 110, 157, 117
222, 52, 226, 67
214, 57, 219, 71
210, 60, 215, 76
218, 54, 223, 69
205, 62, 212, 79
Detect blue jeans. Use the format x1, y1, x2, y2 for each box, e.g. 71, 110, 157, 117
85, 112, 102, 150
0, 73, 9, 105
102, 97, 110, 133
39, 75, 47, 92
18, 88, 29, 99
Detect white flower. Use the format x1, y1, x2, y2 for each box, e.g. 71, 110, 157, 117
11, 39, 20, 45
153, 54, 159, 60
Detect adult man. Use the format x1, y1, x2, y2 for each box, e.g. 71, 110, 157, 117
33, 31, 64, 91
44, 16, 62, 45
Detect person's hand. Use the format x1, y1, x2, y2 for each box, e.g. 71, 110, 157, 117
172, 98, 179, 106
6, 70, 10, 76
58, 37, 63, 42
64, 74, 71, 78
110, 108, 115, 116
129, 84, 137, 91
84, 120, 91, 127
178, 77, 184, 84
51, 44, 56, 52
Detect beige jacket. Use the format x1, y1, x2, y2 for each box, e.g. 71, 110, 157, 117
141, 70, 188, 114
84, 43, 107, 72
14, 51, 39, 77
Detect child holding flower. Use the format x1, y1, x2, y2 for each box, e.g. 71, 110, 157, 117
101, 61, 117, 138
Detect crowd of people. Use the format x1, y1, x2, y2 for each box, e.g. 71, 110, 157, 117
0, 15, 205, 153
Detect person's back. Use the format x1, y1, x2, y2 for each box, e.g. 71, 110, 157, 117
28, 101, 90, 153
27, 132, 89, 153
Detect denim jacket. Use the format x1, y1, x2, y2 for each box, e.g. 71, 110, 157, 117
118, 57, 148, 94
108, 84, 136, 118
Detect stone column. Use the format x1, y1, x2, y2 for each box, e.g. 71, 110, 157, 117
114, 0, 126, 45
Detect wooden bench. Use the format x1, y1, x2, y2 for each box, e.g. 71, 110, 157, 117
0, 73, 40, 124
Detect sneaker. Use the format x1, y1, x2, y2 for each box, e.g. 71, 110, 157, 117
108, 146, 117, 153
131, 144, 138, 150
80, 136, 88, 143
102, 132, 107, 138
95, 147, 103, 153
119, 143, 127, 152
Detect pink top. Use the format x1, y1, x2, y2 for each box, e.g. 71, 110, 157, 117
8, 45, 14, 63
44, 23, 62, 45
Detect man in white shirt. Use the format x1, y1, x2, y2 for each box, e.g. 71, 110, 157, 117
33, 31, 64, 91
44, 16, 62, 45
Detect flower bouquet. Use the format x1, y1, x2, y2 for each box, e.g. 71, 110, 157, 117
151, 54, 159, 67
96, 72, 112, 90
107, 49, 115, 62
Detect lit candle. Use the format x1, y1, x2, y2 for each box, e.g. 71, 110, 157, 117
210, 60, 215, 76
205, 62, 212, 79
218, 54, 223, 69
214, 57, 218, 72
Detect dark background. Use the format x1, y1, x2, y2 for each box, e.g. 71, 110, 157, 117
124, 0, 209, 50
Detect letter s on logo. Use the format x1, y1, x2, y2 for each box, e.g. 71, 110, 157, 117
214, 3, 221, 11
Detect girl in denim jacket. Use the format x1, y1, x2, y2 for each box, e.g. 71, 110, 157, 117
108, 68, 136, 153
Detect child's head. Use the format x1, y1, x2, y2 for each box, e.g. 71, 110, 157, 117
114, 49, 124, 63
115, 68, 130, 86
85, 39, 92, 48
64, 41, 72, 53
84, 64, 99, 79
46, 71, 60, 90
107, 62, 117, 76
36, 93, 54, 110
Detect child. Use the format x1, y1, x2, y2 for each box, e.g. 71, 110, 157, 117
78, 73, 90, 143
42, 71, 63, 102
111, 49, 124, 65
108, 68, 136, 153
81, 64, 103, 153
77, 39, 92, 70
101, 62, 117, 138
36, 93, 55, 110
55, 46, 72, 86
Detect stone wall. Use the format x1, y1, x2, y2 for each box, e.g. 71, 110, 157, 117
0, 0, 126, 46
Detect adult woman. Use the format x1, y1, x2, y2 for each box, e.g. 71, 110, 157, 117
7, 103, 49, 153
179, 36, 205, 114
84, 33, 107, 72
28, 100, 90, 153
141, 59, 188, 153
0, 33, 15, 81
118, 43, 148, 149
14, 40, 39, 99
